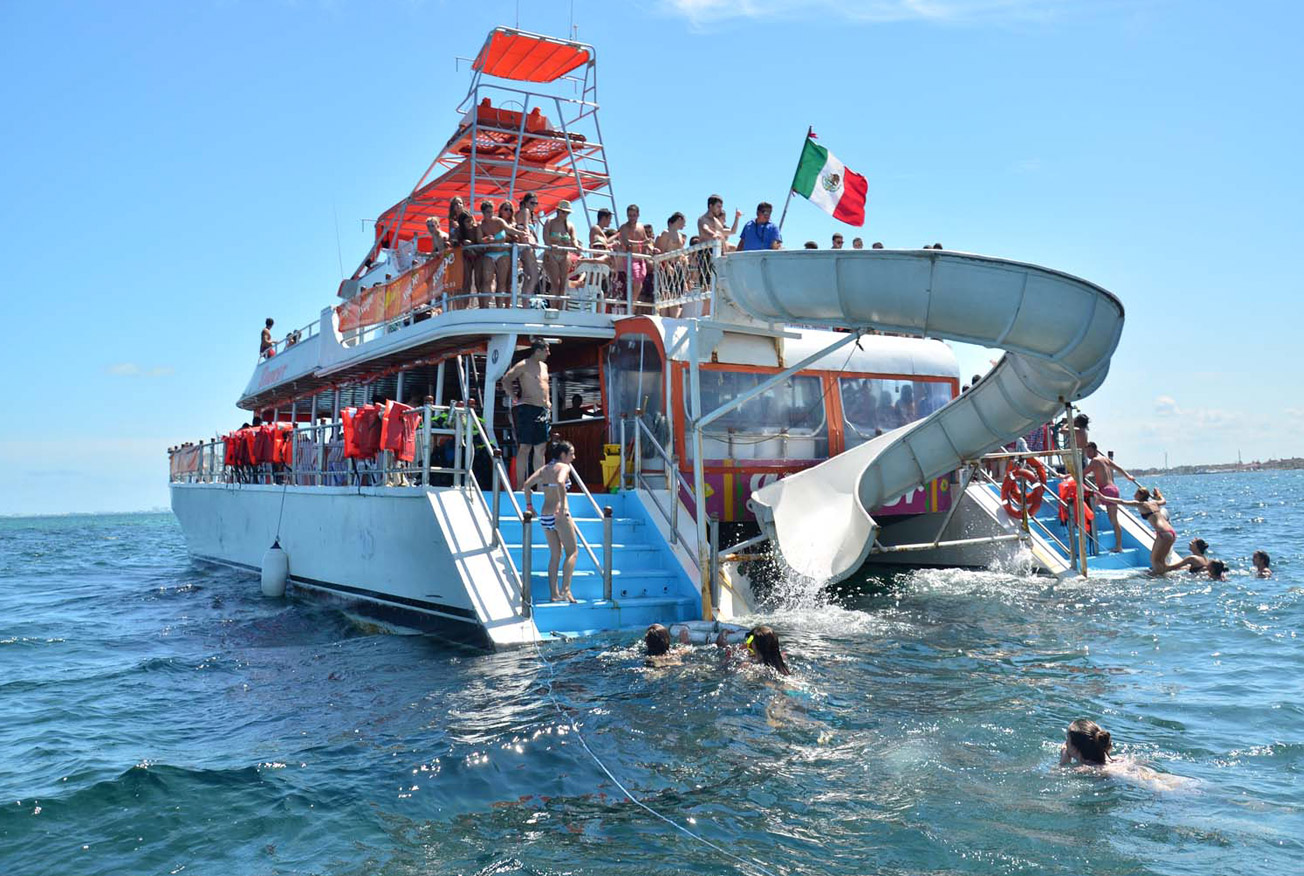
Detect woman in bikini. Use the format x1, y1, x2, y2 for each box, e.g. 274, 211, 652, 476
1099, 486, 1174, 574
542, 201, 578, 307
522, 441, 579, 603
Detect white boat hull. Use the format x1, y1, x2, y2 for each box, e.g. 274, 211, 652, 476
170, 483, 536, 649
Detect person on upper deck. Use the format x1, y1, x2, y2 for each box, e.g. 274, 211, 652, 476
475, 200, 519, 307
590, 207, 617, 252
654, 212, 689, 318
500, 339, 552, 490
447, 197, 478, 297
260, 318, 275, 357
737, 202, 783, 252
542, 202, 579, 305
424, 216, 447, 258
831, 233, 844, 249
852, 237, 864, 249
617, 204, 654, 308
697, 194, 740, 253
515, 193, 541, 299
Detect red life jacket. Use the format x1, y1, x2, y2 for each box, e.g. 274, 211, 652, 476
342, 407, 360, 459
381, 401, 418, 462
240, 428, 257, 466
355, 404, 382, 458
275, 422, 295, 466
1057, 478, 1095, 525
223, 433, 238, 466
253, 424, 276, 465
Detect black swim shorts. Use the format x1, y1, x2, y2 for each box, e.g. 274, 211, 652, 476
514, 404, 551, 445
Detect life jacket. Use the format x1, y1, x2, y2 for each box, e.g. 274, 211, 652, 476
223, 432, 238, 466
252, 424, 276, 465
381, 401, 420, 463
354, 404, 383, 459
342, 407, 360, 459
240, 428, 257, 467
1057, 477, 1095, 525
275, 422, 295, 466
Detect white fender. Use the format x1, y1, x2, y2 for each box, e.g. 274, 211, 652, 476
261, 540, 289, 597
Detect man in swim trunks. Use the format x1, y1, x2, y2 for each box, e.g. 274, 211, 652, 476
616, 204, 654, 310
500, 338, 551, 489
260, 318, 275, 357
1084, 441, 1137, 552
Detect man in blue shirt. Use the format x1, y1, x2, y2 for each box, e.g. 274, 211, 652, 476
737, 202, 783, 251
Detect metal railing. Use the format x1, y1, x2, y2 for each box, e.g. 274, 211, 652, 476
467, 407, 612, 604
621, 413, 705, 572
333, 238, 717, 351
168, 405, 473, 487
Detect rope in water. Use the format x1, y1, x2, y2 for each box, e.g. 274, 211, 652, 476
530, 636, 782, 876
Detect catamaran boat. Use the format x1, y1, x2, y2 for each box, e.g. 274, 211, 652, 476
168, 28, 1170, 650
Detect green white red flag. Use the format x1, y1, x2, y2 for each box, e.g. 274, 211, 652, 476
791, 135, 868, 226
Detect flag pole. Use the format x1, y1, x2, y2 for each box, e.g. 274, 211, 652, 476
777, 126, 813, 234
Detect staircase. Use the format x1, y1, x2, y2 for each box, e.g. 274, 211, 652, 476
486, 490, 701, 637
972, 478, 1155, 573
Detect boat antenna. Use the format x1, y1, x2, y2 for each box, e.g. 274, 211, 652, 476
570, 0, 576, 38
515, 0, 520, 28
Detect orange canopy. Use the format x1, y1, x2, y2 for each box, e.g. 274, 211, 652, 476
473, 29, 591, 82
375, 161, 607, 244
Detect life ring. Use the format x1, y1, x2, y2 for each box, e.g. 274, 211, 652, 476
1001, 457, 1047, 517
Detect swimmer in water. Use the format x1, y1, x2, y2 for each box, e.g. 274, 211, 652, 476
1164, 538, 1212, 574
645, 623, 671, 656
1252, 550, 1272, 578
744, 625, 790, 676
1206, 559, 1227, 581
1060, 718, 1112, 766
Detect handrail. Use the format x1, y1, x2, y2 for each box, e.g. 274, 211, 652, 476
973, 466, 1074, 557
631, 415, 699, 562
467, 405, 606, 588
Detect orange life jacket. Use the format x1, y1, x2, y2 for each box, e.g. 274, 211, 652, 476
1057, 478, 1095, 525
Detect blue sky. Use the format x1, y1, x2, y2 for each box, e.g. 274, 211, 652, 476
1, 0, 1300, 514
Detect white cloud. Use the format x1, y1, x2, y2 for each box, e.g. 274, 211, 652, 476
659, 0, 1073, 27
1153, 395, 1180, 417
105, 363, 174, 378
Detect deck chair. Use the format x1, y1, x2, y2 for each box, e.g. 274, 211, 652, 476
566, 261, 609, 313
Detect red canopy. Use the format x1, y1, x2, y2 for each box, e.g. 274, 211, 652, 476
375, 161, 607, 244
473, 29, 591, 82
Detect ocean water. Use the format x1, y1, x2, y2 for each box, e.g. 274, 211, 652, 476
1, 471, 1299, 876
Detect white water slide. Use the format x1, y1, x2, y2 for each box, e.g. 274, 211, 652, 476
717, 249, 1125, 584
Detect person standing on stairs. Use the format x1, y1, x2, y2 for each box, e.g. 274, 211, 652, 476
523, 440, 579, 603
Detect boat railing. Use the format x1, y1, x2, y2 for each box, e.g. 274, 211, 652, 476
261, 317, 319, 360
168, 404, 479, 488
623, 413, 703, 566
967, 448, 1101, 560
331, 239, 717, 351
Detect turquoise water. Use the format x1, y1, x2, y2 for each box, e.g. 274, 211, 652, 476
1, 471, 1299, 875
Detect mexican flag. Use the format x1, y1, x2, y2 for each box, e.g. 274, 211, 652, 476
791, 136, 868, 226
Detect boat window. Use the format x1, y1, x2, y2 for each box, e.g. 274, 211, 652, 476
606, 334, 668, 448
685, 370, 828, 461
840, 377, 953, 450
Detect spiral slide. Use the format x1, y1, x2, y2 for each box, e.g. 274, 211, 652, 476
716, 249, 1125, 584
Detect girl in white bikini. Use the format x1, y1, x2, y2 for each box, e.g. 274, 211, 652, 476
523, 441, 579, 603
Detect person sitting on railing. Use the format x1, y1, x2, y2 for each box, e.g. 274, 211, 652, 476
260, 318, 275, 358
522, 440, 580, 603
654, 212, 690, 318
515, 192, 541, 299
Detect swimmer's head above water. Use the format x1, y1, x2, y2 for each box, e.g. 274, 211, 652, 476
745, 625, 790, 676
1063, 718, 1113, 765
644, 624, 671, 656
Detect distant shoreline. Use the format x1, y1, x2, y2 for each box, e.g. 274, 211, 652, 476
1133, 457, 1304, 476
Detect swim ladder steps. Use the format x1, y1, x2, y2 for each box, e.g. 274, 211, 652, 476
486, 490, 702, 633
